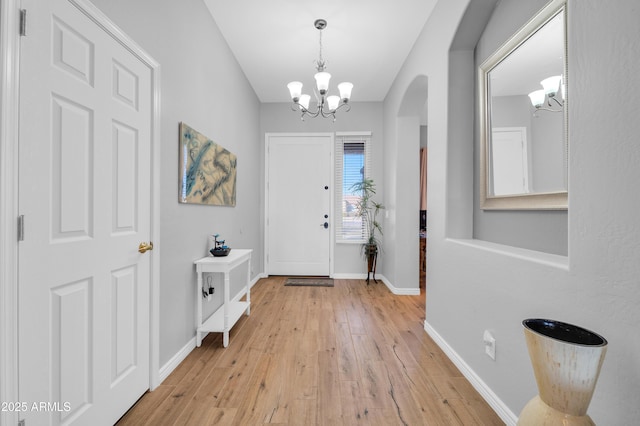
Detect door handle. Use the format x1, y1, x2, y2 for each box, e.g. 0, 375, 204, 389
320, 222, 329, 229
138, 242, 154, 253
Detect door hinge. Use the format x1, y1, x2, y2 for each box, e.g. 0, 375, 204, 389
17, 215, 24, 241
19, 9, 27, 36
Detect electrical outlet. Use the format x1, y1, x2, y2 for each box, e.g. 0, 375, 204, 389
483, 330, 496, 361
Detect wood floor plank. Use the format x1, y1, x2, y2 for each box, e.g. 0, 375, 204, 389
288, 398, 317, 425
294, 352, 318, 400
117, 278, 504, 426
265, 349, 296, 423
141, 341, 227, 425
317, 348, 343, 426
213, 348, 262, 409
338, 380, 367, 423
116, 385, 175, 425
231, 352, 281, 425
176, 366, 232, 416
336, 321, 360, 381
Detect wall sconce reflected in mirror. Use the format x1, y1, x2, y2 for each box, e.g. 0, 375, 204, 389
528, 75, 564, 114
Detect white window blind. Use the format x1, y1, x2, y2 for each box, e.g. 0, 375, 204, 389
335, 132, 372, 243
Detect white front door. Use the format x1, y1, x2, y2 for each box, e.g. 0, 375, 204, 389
266, 134, 333, 276
18, 1, 153, 424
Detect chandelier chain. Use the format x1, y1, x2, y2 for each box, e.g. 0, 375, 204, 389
316, 29, 325, 71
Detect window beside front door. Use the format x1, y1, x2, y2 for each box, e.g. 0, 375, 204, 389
335, 133, 371, 243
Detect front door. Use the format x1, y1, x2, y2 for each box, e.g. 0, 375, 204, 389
266, 134, 333, 276
18, 0, 153, 424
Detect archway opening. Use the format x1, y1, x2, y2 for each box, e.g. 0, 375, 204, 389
395, 75, 428, 293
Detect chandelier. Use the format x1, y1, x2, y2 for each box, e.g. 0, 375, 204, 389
528, 75, 564, 113
287, 19, 353, 122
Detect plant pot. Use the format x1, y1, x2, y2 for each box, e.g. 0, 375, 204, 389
518, 319, 608, 426
365, 244, 378, 284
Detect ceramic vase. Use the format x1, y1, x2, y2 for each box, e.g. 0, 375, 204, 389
518, 319, 607, 426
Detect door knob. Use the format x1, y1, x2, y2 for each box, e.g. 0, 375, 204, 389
320, 222, 329, 229
138, 242, 154, 253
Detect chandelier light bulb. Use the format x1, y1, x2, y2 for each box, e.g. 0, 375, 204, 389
541, 75, 562, 98
338, 82, 353, 102
299, 94, 311, 110
314, 72, 331, 95
327, 95, 340, 111
528, 90, 545, 108
287, 81, 303, 102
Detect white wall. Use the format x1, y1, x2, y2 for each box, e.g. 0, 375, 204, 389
385, 0, 640, 423
90, 0, 262, 367
260, 101, 384, 277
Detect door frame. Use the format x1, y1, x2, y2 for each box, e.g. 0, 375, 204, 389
264, 132, 335, 277
0, 1, 162, 424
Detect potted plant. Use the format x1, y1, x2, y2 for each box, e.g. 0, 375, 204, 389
350, 178, 385, 283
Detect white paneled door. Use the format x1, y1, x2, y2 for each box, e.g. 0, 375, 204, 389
491, 127, 529, 196
266, 134, 333, 276
18, 0, 152, 424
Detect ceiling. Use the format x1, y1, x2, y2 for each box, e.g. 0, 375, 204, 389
489, 11, 565, 98
203, 0, 437, 103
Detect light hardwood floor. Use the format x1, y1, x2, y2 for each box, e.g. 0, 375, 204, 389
117, 277, 504, 425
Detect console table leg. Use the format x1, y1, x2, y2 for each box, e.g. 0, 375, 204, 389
196, 271, 203, 347
223, 272, 230, 347
246, 256, 251, 315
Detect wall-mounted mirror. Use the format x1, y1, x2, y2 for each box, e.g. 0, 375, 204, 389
479, 0, 567, 210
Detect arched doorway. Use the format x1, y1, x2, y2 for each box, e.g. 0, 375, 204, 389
395, 75, 428, 292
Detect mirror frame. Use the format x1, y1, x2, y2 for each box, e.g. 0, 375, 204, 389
479, 0, 568, 210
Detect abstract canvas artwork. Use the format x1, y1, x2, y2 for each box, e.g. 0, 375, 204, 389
179, 122, 237, 206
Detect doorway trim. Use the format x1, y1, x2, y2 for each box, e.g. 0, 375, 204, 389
264, 132, 335, 277
0, 2, 162, 424
0, 1, 22, 425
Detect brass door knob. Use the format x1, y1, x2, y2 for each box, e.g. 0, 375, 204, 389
138, 242, 154, 253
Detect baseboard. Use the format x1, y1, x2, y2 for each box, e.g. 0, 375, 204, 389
330, 273, 420, 295
424, 321, 518, 426
379, 275, 420, 295
250, 273, 267, 288
158, 337, 196, 385
332, 273, 367, 280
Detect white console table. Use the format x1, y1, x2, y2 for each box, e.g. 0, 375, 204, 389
194, 249, 252, 347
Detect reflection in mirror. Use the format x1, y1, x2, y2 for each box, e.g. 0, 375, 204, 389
479, 0, 567, 209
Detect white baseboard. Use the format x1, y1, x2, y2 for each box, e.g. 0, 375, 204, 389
332, 273, 367, 280
380, 275, 421, 295
253, 272, 268, 282
158, 337, 196, 385
424, 321, 518, 426
250, 273, 266, 288
330, 273, 420, 295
